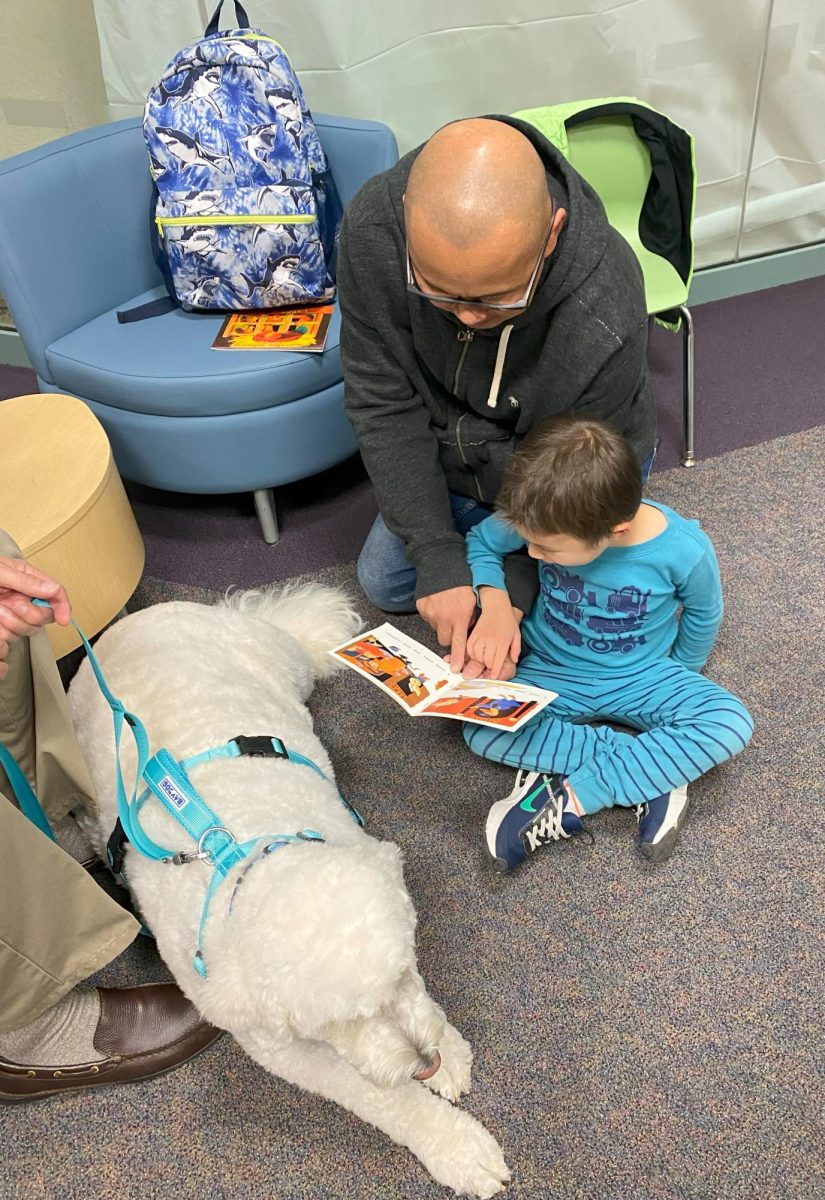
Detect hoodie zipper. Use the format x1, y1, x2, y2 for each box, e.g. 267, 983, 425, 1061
453, 329, 474, 394
454, 332, 481, 500
455, 412, 483, 502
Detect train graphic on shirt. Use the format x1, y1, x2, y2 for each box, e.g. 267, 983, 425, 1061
539, 567, 651, 656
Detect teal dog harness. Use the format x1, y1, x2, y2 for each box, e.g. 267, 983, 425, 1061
3, 601, 363, 978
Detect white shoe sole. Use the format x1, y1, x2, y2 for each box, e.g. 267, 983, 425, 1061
637, 786, 690, 863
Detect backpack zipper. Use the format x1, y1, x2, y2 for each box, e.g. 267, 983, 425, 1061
156, 214, 314, 230
210, 33, 286, 50
208, 32, 293, 65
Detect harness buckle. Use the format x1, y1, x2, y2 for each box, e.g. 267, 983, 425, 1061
196, 824, 236, 864
232, 735, 287, 759
169, 848, 207, 865
165, 826, 237, 866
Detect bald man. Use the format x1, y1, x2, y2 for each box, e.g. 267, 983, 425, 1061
338, 116, 655, 673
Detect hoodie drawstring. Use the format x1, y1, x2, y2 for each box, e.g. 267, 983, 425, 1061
487, 323, 514, 408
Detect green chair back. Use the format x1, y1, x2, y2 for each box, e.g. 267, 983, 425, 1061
565, 115, 688, 314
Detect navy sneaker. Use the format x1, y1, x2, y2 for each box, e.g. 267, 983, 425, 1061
635, 785, 690, 863
485, 769, 586, 872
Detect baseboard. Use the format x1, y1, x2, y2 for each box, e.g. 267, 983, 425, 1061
1, 242, 824, 368
687, 242, 825, 305
0, 328, 31, 368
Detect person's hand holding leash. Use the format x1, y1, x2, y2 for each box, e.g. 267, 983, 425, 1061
0, 557, 70, 679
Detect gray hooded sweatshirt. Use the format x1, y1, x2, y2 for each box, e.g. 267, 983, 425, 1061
338, 115, 656, 612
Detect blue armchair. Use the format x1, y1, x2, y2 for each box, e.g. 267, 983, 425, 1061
0, 115, 398, 542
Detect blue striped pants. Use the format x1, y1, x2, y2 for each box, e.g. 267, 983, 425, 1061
463, 655, 754, 814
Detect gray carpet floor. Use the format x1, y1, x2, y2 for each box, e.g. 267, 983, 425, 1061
2, 429, 823, 1200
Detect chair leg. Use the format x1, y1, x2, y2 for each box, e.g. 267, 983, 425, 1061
253, 488, 280, 545
679, 303, 696, 467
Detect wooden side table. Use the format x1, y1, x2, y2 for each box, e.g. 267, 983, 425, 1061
0, 393, 144, 657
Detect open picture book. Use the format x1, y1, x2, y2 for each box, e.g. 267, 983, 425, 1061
330, 623, 556, 731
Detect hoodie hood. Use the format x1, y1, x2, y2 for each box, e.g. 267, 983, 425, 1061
390, 113, 614, 334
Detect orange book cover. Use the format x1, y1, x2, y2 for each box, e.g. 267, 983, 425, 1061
212, 305, 333, 352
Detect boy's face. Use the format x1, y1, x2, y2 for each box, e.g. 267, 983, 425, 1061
518, 527, 625, 567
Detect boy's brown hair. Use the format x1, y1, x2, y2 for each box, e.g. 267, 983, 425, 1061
497, 416, 642, 543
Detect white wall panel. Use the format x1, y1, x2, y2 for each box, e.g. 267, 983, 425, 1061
737, 0, 825, 260
0, 0, 109, 157
80, 0, 825, 268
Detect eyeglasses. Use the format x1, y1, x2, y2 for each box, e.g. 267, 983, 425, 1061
405, 210, 554, 314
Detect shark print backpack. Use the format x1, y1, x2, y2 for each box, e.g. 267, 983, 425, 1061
141, 0, 340, 313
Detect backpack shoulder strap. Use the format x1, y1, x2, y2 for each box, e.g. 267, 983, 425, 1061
116, 183, 179, 323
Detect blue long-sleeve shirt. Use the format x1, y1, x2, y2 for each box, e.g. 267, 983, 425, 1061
466, 501, 723, 674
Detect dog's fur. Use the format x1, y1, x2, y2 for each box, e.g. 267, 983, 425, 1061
69, 584, 508, 1196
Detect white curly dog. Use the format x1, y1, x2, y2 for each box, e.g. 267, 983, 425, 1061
69, 583, 509, 1197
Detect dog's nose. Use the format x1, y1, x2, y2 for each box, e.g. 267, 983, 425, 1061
412, 1050, 441, 1081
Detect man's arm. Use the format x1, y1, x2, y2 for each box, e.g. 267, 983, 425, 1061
568, 325, 654, 461
338, 222, 471, 599
671, 544, 724, 672
554, 227, 654, 462
503, 554, 539, 618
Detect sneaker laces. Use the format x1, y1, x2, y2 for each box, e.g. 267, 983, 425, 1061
523, 778, 570, 851
523, 775, 596, 850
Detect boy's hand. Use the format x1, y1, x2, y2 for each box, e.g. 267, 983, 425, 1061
462, 654, 518, 682
466, 587, 522, 680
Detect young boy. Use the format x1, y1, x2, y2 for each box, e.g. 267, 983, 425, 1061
463, 416, 753, 871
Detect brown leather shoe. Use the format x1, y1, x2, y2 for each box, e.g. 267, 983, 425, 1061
0, 983, 222, 1103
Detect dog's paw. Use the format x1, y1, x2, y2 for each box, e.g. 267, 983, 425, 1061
424, 1108, 510, 1198
424, 1023, 473, 1101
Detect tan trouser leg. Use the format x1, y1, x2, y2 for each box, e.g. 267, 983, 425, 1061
0, 529, 99, 826
0, 531, 139, 1031
0, 800, 139, 1030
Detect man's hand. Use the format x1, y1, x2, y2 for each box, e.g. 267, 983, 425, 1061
416, 585, 477, 672
0, 557, 70, 680
466, 587, 522, 679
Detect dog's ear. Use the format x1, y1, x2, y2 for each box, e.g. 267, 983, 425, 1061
196, 977, 295, 1053
275, 638, 315, 701
223, 1011, 298, 1073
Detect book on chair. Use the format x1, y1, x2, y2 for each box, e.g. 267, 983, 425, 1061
211, 305, 333, 352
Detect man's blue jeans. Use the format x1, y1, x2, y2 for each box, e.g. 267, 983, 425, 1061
357, 447, 657, 613
357, 493, 492, 612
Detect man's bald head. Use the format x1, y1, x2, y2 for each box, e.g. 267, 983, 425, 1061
405, 118, 552, 251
